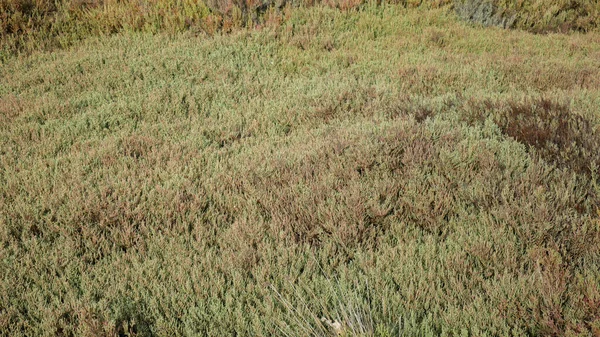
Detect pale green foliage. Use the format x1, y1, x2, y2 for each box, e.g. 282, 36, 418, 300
454, 0, 516, 28
454, 0, 600, 32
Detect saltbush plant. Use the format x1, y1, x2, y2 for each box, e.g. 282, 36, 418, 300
454, 0, 600, 32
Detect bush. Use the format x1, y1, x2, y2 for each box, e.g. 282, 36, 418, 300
462, 97, 600, 177
453, 0, 516, 28
1, 0, 214, 58
454, 0, 600, 32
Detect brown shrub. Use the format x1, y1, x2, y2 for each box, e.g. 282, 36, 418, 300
0, 94, 25, 125
464, 97, 600, 178
119, 135, 157, 159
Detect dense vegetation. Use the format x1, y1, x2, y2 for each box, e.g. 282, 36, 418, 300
454, 0, 599, 32
1, 2, 600, 337
1, 0, 600, 59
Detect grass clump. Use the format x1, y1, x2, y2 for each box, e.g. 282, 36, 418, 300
1, 4, 600, 337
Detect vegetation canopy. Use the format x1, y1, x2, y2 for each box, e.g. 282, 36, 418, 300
1, 0, 600, 58
1, 2, 600, 337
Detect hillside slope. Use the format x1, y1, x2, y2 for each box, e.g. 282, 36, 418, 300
1, 5, 600, 336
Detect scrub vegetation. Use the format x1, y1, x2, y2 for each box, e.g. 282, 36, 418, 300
1, 0, 600, 59
1, 3, 600, 337
454, 0, 599, 32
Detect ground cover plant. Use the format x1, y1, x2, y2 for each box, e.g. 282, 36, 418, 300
1, 3, 600, 337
